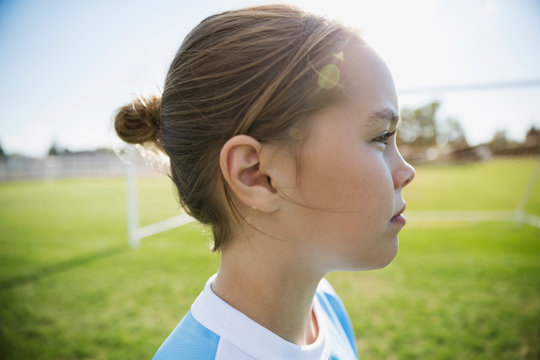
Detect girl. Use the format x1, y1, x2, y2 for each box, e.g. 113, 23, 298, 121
115, 5, 415, 359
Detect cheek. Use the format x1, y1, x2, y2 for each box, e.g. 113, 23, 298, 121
288, 138, 397, 269
298, 144, 393, 214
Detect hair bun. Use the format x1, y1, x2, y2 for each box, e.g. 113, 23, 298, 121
114, 95, 162, 146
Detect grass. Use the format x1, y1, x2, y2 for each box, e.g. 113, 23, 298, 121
403, 157, 540, 213
0, 156, 539, 359
329, 222, 540, 359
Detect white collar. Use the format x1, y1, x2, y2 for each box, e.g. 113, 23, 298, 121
191, 274, 331, 360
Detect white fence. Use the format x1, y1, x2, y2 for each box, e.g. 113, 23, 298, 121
0, 153, 160, 181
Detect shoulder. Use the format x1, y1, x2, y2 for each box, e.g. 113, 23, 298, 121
153, 311, 220, 360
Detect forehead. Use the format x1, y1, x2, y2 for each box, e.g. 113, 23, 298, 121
339, 43, 398, 112
300, 42, 399, 136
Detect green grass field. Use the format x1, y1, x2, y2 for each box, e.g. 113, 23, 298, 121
1, 157, 539, 359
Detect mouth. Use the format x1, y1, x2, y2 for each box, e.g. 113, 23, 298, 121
393, 204, 406, 218
390, 204, 407, 226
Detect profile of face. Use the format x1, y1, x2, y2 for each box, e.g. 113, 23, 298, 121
267, 43, 415, 272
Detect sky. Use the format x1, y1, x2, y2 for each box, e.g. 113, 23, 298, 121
0, 0, 539, 157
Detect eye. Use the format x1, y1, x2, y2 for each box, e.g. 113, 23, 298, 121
373, 130, 396, 145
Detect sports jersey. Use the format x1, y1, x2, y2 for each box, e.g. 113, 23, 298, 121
153, 275, 358, 359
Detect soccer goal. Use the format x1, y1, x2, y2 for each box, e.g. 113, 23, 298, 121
124, 152, 540, 248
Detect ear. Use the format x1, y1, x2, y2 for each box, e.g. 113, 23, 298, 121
219, 135, 278, 212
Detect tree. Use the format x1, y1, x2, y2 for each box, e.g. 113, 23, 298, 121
488, 130, 508, 151
0, 142, 6, 162
398, 101, 440, 147
48, 141, 61, 156
438, 117, 468, 149
525, 126, 540, 146
398, 101, 468, 150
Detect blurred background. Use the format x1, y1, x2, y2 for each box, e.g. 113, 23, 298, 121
0, 0, 539, 359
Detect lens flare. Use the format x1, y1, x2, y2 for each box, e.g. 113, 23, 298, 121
318, 64, 340, 90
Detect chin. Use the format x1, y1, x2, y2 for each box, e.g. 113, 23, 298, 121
358, 237, 399, 271
332, 234, 400, 271
374, 247, 398, 269
380, 236, 400, 266
339, 251, 398, 272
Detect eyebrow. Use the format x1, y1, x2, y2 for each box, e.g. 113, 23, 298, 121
368, 108, 400, 129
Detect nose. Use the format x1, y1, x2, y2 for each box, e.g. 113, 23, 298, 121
393, 152, 415, 189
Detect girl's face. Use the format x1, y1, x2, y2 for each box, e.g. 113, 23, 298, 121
273, 44, 415, 272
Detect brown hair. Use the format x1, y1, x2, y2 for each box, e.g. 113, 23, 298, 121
114, 5, 362, 250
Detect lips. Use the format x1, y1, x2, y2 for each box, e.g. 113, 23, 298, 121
390, 204, 407, 226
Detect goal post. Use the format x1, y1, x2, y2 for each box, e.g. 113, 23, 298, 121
124, 149, 194, 248
125, 149, 140, 248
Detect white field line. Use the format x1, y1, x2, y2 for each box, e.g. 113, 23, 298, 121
407, 210, 514, 222
521, 212, 540, 229
407, 210, 540, 229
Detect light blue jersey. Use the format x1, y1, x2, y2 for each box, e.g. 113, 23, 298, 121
153, 275, 358, 360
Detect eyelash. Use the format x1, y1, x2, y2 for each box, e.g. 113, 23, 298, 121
374, 130, 396, 145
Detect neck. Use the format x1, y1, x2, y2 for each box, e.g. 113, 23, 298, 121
212, 238, 324, 345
